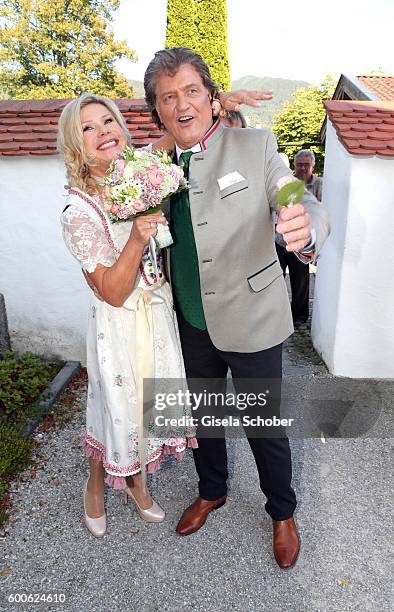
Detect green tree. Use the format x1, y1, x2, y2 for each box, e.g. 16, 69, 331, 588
273, 77, 335, 173
165, 0, 230, 91
0, 0, 136, 99
166, 0, 197, 49
194, 0, 230, 91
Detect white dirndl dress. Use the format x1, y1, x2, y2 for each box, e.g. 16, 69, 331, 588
61, 188, 196, 489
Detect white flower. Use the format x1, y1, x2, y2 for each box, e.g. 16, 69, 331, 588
124, 196, 135, 207
123, 164, 137, 179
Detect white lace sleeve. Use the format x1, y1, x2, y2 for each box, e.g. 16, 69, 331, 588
61, 206, 117, 273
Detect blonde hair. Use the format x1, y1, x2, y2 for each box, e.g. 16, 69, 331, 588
57, 93, 130, 195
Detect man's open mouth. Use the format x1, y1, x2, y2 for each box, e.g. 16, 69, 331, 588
178, 116, 194, 125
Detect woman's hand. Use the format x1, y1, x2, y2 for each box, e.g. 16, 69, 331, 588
86, 211, 168, 307
130, 211, 168, 247
216, 89, 273, 114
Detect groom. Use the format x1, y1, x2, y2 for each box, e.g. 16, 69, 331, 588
144, 47, 329, 568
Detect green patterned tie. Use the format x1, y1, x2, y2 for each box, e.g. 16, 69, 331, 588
170, 151, 207, 330
179, 150, 193, 179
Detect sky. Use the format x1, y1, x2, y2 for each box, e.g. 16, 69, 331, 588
113, 0, 394, 85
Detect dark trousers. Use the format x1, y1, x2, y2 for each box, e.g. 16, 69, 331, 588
276, 243, 309, 323
177, 313, 297, 521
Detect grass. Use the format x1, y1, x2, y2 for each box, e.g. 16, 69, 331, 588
0, 351, 63, 527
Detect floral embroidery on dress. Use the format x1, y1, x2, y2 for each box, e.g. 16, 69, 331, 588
113, 374, 123, 386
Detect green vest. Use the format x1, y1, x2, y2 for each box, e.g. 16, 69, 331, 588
170, 151, 207, 330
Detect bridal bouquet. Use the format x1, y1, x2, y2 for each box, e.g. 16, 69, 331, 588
102, 146, 188, 248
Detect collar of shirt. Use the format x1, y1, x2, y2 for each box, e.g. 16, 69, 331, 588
175, 142, 201, 162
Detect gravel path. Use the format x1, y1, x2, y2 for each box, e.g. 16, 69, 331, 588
1, 322, 392, 611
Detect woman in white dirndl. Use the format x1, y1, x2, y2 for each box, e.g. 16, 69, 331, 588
58, 94, 196, 538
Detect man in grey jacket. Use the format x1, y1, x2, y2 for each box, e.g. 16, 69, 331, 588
144, 47, 330, 569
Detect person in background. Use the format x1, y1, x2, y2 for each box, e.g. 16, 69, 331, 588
275, 149, 323, 326
222, 110, 247, 128
294, 149, 323, 202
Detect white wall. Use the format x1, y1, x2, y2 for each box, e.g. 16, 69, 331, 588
1, 156, 90, 363
312, 120, 394, 378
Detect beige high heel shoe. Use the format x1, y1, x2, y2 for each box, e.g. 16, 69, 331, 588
124, 486, 165, 523
83, 480, 106, 538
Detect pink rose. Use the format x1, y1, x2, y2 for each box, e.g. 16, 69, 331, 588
147, 166, 164, 186
103, 202, 112, 212
115, 159, 126, 174
133, 199, 145, 212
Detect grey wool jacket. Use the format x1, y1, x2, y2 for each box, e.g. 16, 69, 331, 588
165, 120, 330, 352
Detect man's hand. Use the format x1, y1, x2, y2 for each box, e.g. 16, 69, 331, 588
217, 89, 273, 112
276, 204, 312, 253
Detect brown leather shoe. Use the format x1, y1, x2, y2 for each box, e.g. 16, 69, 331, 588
272, 517, 300, 569
176, 496, 227, 536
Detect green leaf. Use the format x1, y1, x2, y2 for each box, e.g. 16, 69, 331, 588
277, 179, 305, 207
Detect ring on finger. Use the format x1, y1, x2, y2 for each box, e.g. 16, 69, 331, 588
150, 222, 157, 229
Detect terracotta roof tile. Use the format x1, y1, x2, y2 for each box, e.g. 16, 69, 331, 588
0, 141, 20, 151
334, 117, 359, 124
30, 150, 58, 156
2, 150, 30, 156
377, 149, 394, 157
368, 131, 393, 141
324, 100, 394, 157
349, 123, 378, 132
359, 117, 381, 124
377, 124, 394, 132
343, 112, 367, 118
357, 76, 394, 101
15, 132, 56, 142
19, 141, 54, 150
340, 131, 360, 139
0, 98, 163, 156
